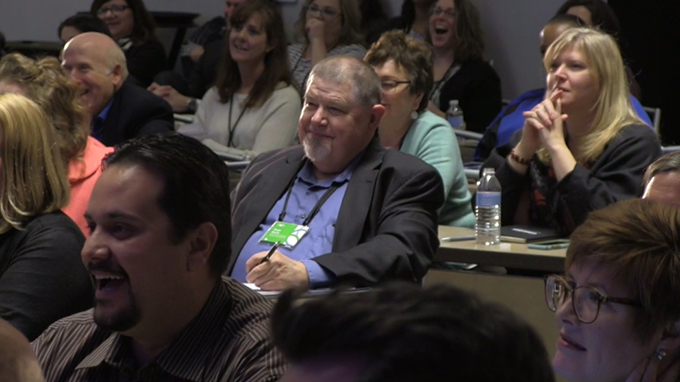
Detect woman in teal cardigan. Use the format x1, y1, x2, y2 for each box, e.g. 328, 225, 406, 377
366, 30, 474, 227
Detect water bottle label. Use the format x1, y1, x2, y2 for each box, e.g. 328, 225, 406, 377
476, 192, 500, 207
447, 116, 463, 129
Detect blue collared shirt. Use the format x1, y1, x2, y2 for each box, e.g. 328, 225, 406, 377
232, 157, 361, 288
91, 100, 113, 142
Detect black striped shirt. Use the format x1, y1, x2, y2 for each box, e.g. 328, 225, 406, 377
32, 278, 285, 381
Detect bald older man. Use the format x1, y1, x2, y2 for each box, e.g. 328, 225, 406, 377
0, 319, 43, 382
61, 32, 173, 146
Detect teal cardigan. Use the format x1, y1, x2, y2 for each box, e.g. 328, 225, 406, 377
400, 111, 475, 227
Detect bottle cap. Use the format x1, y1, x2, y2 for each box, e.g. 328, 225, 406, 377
482, 167, 495, 175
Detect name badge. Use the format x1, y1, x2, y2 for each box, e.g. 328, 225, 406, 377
260, 221, 309, 249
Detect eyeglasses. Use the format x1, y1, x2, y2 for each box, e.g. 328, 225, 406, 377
544, 275, 641, 324
306, 4, 340, 19
97, 4, 130, 16
430, 7, 457, 19
380, 80, 410, 92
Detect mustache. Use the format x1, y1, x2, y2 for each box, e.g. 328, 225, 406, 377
87, 257, 127, 277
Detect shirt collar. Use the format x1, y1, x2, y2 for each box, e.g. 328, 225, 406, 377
74, 281, 231, 381
298, 152, 364, 187
97, 98, 114, 122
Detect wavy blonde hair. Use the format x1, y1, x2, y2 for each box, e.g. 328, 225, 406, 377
0, 53, 89, 169
538, 28, 645, 164
0, 94, 70, 233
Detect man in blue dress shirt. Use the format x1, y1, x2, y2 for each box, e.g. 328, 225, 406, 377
229, 56, 444, 291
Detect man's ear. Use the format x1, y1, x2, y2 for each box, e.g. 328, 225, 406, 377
110, 64, 124, 89
369, 104, 386, 130
186, 222, 218, 272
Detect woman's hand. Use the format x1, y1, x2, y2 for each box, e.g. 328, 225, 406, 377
520, 90, 567, 155
306, 17, 325, 43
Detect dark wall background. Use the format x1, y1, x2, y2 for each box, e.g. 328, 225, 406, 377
610, 0, 680, 145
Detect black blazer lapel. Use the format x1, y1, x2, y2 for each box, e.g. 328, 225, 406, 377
332, 139, 384, 251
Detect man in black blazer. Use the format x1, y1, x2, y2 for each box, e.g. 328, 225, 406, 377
61, 32, 173, 146
229, 56, 444, 291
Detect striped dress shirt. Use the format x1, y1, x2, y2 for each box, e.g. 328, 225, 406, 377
32, 278, 285, 382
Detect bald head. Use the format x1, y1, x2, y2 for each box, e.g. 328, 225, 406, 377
0, 320, 44, 382
61, 32, 127, 116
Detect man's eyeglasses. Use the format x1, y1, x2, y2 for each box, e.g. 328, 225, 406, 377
306, 4, 340, 19
380, 80, 410, 92
97, 4, 130, 16
544, 275, 641, 324
430, 8, 457, 19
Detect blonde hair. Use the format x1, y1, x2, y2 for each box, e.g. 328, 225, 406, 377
0, 53, 89, 169
0, 94, 70, 233
538, 28, 645, 164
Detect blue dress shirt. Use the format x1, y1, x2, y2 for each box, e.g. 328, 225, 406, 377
91, 100, 113, 143
232, 157, 360, 288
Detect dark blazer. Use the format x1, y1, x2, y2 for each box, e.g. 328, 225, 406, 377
125, 39, 167, 88
100, 80, 174, 146
229, 139, 444, 286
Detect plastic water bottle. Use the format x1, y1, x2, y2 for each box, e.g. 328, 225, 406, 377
476, 168, 501, 245
446, 100, 465, 130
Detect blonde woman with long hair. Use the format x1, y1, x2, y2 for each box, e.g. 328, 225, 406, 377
0, 94, 92, 341
485, 28, 660, 234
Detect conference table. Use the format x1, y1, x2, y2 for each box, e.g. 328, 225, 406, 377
435, 226, 567, 274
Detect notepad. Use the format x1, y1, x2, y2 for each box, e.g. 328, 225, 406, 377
500, 225, 563, 243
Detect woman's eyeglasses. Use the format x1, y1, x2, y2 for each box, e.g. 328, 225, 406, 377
380, 80, 410, 92
306, 4, 340, 19
430, 8, 457, 19
97, 4, 130, 16
544, 274, 641, 324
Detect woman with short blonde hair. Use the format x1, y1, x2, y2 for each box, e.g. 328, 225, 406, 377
0, 93, 92, 341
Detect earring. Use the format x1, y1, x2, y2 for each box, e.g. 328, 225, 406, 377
654, 348, 667, 362
410, 110, 419, 120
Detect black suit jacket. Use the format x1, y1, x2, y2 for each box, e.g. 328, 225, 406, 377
100, 81, 174, 146
229, 139, 444, 286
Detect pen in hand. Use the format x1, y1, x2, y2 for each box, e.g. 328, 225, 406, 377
259, 242, 281, 265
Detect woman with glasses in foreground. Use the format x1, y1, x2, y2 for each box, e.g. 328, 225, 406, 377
288, 0, 366, 92
365, 31, 474, 227
90, 0, 165, 87
545, 199, 680, 382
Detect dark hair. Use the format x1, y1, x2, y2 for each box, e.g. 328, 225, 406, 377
643, 151, 680, 186
365, 30, 433, 112
0, 31, 5, 52
547, 13, 587, 27
567, 199, 680, 344
399, 0, 438, 33
425, 0, 485, 62
58, 14, 111, 40
273, 282, 555, 382
555, 0, 621, 40
215, 0, 292, 109
103, 133, 232, 277
90, 0, 158, 44
361, 0, 387, 33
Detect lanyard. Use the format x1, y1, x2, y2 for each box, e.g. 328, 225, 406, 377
227, 94, 247, 147
278, 172, 342, 227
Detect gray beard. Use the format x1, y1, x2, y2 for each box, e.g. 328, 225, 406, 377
302, 134, 332, 162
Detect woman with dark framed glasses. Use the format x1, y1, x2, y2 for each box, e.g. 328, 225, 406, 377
288, 0, 366, 92
365, 31, 474, 227
90, 0, 166, 87
545, 199, 680, 382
